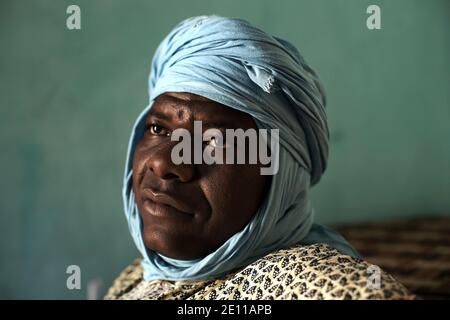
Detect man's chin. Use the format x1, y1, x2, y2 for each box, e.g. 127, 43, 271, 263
142, 230, 209, 260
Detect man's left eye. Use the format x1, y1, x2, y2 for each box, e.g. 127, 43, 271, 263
207, 136, 222, 148
149, 124, 169, 136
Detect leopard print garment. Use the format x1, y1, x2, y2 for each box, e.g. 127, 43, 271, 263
105, 243, 416, 300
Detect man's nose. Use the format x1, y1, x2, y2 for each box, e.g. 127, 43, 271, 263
145, 142, 195, 182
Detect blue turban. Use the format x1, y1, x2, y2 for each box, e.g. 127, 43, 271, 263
123, 16, 360, 281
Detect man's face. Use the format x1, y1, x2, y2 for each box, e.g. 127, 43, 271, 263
132, 92, 269, 260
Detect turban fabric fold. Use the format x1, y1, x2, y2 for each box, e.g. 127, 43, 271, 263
123, 16, 360, 281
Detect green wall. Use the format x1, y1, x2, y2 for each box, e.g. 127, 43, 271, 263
0, 0, 449, 299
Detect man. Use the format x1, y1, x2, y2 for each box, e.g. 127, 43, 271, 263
106, 16, 414, 300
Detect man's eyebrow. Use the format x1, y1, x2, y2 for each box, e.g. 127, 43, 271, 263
148, 113, 235, 129
147, 111, 172, 122
201, 120, 237, 130
150, 96, 239, 129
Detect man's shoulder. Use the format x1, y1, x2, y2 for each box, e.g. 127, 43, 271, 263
242, 243, 417, 299
104, 244, 417, 300
104, 258, 143, 300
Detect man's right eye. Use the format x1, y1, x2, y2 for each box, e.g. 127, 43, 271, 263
148, 124, 170, 136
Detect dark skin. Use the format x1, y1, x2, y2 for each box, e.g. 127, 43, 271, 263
132, 92, 269, 260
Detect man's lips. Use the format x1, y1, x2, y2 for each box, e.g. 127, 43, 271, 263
141, 188, 194, 218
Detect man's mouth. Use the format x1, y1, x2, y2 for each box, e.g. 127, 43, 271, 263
141, 188, 194, 218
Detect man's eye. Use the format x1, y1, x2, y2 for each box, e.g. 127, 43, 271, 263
149, 124, 169, 136
208, 137, 219, 147
204, 136, 225, 148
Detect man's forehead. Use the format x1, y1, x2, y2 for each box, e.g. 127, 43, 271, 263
151, 92, 230, 115
148, 92, 255, 128
162, 92, 211, 102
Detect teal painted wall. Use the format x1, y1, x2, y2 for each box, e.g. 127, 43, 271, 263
0, 0, 449, 299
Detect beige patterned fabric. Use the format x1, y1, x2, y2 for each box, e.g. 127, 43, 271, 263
105, 243, 416, 300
